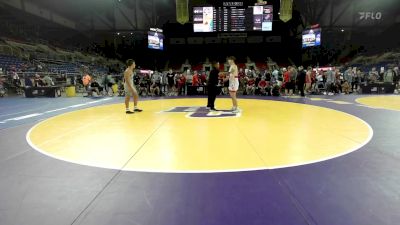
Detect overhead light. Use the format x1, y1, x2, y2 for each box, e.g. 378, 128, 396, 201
130, 32, 133, 35
341, 29, 344, 32
117, 32, 120, 35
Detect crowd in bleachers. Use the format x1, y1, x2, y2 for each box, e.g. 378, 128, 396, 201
124, 63, 400, 98
0, 52, 121, 96
1, 50, 400, 98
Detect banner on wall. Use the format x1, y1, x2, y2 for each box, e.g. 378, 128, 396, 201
279, 0, 293, 22
176, 0, 189, 25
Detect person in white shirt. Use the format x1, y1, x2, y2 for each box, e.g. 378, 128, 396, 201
369, 67, 379, 83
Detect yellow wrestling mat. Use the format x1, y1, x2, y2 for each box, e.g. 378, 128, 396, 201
356, 96, 400, 112
27, 98, 373, 172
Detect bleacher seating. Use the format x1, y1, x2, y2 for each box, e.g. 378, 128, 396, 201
46, 62, 80, 74
0, 55, 24, 71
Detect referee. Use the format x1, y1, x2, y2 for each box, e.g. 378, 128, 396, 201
207, 61, 220, 111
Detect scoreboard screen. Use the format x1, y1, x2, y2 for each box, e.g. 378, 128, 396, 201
302, 28, 322, 48
193, 4, 273, 32
148, 29, 164, 50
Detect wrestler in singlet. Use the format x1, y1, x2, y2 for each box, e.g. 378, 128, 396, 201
228, 64, 239, 92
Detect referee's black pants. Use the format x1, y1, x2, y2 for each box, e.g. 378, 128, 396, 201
297, 82, 305, 97
207, 86, 218, 109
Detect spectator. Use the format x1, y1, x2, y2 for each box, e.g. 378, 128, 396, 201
272, 68, 279, 81
325, 68, 336, 95
218, 71, 228, 95
0, 76, 6, 97
393, 67, 399, 91
150, 79, 160, 96
297, 66, 306, 97
160, 72, 167, 94
25, 75, 33, 87
283, 67, 292, 95
305, 67, 312, 94
192, 71, 200, 86
152, 71, 161, 84
269, 72, 276, 85
43, 75, 54, 86
257, 78, 268, 96
133, 73, 140, 86
185, 70, 193, 85
344, 67, 353, 91
255, 73, 262, 94
335, 69, 342, 94
199, 72, 207, 85
89, 79, 102, 96
11, 70, 22, 94
103, 74, 115, 94
82, 73, 91, 89
238, 68, 246, 93
309, 68, 316, 92
379, 67, 385, 81
238, 68, 245, 79
139, 74, 150, 97
384, 68, 394, 83
271, 80, 281, 96
352, 69, 361, 92
151, 71, 162, 94
246, 75, 256, 95
265, 70, 271, 82
12, 70, 20, 85
369, 67, 379, 83
177, 74, 186, 95
34, 74, 45, 87
289, 66, 297, 94
166, 71, 175, 96
342, 80, 351, 94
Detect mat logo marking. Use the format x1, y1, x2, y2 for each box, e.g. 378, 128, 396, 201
163, 107, 240, 118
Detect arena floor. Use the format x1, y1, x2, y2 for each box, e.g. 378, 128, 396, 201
0, 94, 399, 225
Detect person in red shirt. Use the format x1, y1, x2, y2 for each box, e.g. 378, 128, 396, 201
238, 68, 245, 79
283, 67, 293, 95
258, 78, 268, 95
192, 71, 200, 86
177, 74, 186, 95
200, 72, 207, 85
246, 76, 256, 95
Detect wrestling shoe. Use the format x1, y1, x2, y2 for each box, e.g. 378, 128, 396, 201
232, 108, 240, 113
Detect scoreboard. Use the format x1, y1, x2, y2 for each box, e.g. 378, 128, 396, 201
193, 4, 273, 32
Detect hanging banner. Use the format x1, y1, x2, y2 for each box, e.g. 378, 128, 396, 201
176, 0, 189, 25
280, 0, 293, 22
